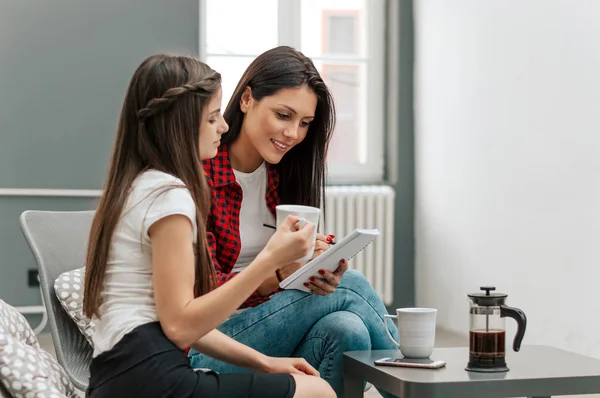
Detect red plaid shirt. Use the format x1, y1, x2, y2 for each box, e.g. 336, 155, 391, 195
202, 145, 280, 308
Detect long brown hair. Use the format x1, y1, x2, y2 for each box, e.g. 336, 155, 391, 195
83, 54, 220, 318
221, 46, 336, 208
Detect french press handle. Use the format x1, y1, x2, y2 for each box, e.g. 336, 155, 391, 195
500, 305, 527, 351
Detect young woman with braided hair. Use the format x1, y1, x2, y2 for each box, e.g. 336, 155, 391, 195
82, 54, 335, 398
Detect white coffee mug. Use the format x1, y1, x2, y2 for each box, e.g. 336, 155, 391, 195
275, 205, 320, 263
384, 308, 437, 358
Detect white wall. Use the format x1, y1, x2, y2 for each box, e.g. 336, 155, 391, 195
414, 0, 600, 358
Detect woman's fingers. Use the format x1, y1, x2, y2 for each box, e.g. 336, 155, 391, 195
314, 240, 330, 252
304, 276, 336, 296
316, 269, 341, 287
333, 259, 348, 276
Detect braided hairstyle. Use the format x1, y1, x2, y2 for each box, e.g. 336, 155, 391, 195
84, 54, 221, 318
222, 46, 336, 209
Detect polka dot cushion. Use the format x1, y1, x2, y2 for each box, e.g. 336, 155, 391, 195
53, 268, 95, 347
0, 332, 77, 397
0, 299, 39, 349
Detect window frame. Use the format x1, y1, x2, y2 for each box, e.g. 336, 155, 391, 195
199, 0, 386, 183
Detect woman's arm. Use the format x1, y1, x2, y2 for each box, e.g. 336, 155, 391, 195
151, 214, 313, 350
209, 231, 271, 305
152, 215, 273, 349
190, 329, 320, 376
256, 270, 289, 296
190, 329, 269, 371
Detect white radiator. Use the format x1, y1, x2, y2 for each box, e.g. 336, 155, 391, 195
321, 185, 395, 305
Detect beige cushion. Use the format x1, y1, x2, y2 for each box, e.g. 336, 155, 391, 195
53, 268, 95, 346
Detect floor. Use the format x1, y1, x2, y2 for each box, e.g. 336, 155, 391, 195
38, 330, 599, 398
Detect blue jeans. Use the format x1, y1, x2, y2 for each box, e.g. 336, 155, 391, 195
188, 270, 399, 398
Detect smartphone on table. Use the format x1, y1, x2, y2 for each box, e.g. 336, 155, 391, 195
374, 357, 446, 369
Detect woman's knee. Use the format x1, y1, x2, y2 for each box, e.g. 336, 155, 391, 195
292, 374, 336, 398
339, 269, 378, 298
320, 311, 370, 351
340, 269, 369, 287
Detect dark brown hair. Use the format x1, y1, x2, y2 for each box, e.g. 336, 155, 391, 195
83, 54, 220, 318
222, 46, 336, 208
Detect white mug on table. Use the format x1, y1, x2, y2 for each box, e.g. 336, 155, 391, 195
384, 307, 438, 358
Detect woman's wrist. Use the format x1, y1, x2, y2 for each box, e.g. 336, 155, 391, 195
253, 352, 272, 372
278, 263, 303, 280
249, 251, 276, 278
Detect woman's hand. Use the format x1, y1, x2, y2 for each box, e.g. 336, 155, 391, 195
310, 233, 334, 260
278, 233, 335, 280
305, 258, 349, 296
260, 215, 316, 272
261, 356, 320, 376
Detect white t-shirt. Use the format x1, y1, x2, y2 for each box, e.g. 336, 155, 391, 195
232, 162, 275, 273
91, 170, 197, 357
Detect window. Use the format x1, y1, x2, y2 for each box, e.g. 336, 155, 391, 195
200, 0, 386, 182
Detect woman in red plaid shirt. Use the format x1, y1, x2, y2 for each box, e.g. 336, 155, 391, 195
190, 47, 399, 398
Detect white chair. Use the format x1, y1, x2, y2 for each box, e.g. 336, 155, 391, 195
19, 210, 95, 391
